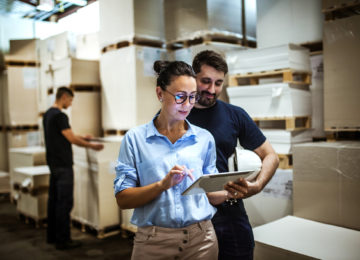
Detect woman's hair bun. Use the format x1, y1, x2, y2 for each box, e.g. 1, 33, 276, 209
153, 60, 170, 75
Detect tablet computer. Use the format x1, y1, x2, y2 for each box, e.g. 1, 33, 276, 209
181, 170, 259, 196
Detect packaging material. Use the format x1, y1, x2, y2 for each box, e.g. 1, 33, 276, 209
69, 91, 102, 137
164, 0, 242, 42
100, 45, 165, 130
3, 66, 39, 126
293, 141, 360, 230
76, 32, 100, 60
227, 83, 312, 118
261, 130, 312, 154
40, 32, 70, 63
253, 216, 360, 260
309, 54, 325, 138
244, 169, 293, 227
121, 208, 137, 233
256, 0, 323, 48
8, 146, 46, 200
0, 70, 6, 125
6, 130, 42, 148
72, 136, 123, 230
47, 58, 100, 88
323, 15, 360, 130
170, 42, 245, 65
227, 44, 311, 75
0, 171, 10, 194
99, 0, 164, 48
14, 165, 50, 219
5, 39, 40, 62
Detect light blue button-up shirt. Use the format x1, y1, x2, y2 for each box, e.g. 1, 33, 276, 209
114, 118, 218, 228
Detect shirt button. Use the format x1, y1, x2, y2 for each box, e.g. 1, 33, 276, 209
183, 240, 188, 244
183, 230, 188, 234
178, 247, 183, 252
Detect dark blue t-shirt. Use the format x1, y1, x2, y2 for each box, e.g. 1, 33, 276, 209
187, 100, 266, 173
43, 107, 73, 168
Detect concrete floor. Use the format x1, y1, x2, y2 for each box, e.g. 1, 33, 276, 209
0, 195, 133, 260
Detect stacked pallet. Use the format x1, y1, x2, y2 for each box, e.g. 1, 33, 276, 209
72, 136, 123, 238
227, 44, 313, 227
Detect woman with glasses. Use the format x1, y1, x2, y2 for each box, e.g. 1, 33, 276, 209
114, 61, 219, 260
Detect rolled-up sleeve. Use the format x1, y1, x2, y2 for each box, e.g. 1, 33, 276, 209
202, 135, 218, 175
114, 133, 139, 195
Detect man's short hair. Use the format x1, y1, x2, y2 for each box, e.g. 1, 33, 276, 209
192, 50, 228, 75
56, 87, 74, 100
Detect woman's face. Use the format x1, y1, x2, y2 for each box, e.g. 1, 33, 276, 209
159, 75, 197, 122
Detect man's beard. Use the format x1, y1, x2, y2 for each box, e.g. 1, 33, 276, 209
197, 91, 217, 107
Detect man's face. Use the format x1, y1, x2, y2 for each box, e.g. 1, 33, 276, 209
195, 64, 225, 108
62, 94, 73, 109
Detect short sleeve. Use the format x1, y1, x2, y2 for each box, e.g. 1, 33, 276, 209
114, 132, 139, 195
56, 113, 71, 131
237, 108, 266, 150
202, 134, 218, 175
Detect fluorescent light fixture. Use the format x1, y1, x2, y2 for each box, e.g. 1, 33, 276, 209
65, 0, 87, 6
37, 0, 55, 12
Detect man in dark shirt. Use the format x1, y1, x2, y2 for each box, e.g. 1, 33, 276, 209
187, 50, 279, 260
43, 87, 103, 250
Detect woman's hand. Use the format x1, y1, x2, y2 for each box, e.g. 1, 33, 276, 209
159, 165, 194, 190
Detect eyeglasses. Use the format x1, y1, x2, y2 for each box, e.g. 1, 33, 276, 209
165, 89, 200, 104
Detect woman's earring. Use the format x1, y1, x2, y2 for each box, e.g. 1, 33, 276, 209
159, 98, 163, 102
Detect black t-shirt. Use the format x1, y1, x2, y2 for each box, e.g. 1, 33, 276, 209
187, 100, 266, 173
43, 107, 73, 168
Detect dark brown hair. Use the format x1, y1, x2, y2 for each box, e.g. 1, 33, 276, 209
56, 87, 74, 100
154, 60, 196, 90
192, 50, 228, 75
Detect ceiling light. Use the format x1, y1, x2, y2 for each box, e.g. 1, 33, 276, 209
37, 0, 55, 12
64, 0, 87, 6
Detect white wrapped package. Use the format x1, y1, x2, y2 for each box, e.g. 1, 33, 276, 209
229, 148, 262, 179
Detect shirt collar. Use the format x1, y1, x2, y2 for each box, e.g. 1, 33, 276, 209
146, 115, 198, 142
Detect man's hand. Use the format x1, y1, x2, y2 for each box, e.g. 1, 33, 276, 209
224, 178, 261, 199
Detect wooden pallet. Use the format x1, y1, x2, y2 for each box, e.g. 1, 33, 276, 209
323, 1, 360, 20
18, 211, 47, 229
71, 219, 121, 239
120, 224, 137, 238
325, 130, 360, 141
300, 41, 323, 55
229, 69, 312, 86
104, 129, 128, 137
166, 33, 255, 50
101, 37, 164, 53
5, 125, 39, 131
253, 116, 311, 131
5, 60, 41, 67
47, 85, 101, 95
278, 154, 293, 169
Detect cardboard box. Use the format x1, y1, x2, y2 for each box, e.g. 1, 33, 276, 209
69, 91, 102, 137
244, 169, 293, 227
293, 141, 360, 230
47, 58, 100, 88
14, 165, 50, 219
6, 130, 42, 149
5, 39, 40, 62
262, 130, 312, 154
323, 15, 360, 130
164, 0, 242, 42
227, 44, 311, 75
72, 137, 123, 229
253, 216, 360, 260
99, 0, 164, 48
256, 0, 323, 48
4, 66, 39, 126
227, 83, 312, 118
76, 32, 100, 60
100, 45, 164, 130
322, 0, 355, 10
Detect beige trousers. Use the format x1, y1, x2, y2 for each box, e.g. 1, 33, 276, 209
131, 220, 218, 260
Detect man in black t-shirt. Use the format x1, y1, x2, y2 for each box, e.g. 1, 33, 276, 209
187, 51, 279, 260
43, 87, 103, 250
